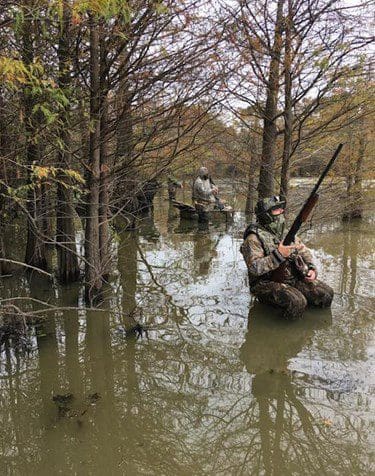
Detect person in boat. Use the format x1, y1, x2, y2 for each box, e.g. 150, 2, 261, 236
240, 195, 334, 320
167, 176, 183, 201
192, 167, 224, 217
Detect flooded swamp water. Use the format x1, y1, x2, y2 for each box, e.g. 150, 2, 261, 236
0, 183, 374, 475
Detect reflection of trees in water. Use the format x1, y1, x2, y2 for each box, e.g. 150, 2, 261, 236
0, 220, 373, 474
0, 307, 372, 475
137, 213, 160, 244
240, 305, 332, 475
335, 221, 372, 362
313, 220, 373, 300
340, 222, 358, 299
117, 230, 138, 328
116, 217, 187, 330
307, 221, 373, 364
0, 337, 33, 474
193, 305, 371, 475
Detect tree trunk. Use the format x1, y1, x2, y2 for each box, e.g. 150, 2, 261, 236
115, 89, 135, 222
115, 50, 135, 215
22, 4, 47, 270
245, 125, 259, 215
280, 0, 292, 198
25, 187, 48, 269
258, 0, 284, 199
99, 28, 111, 280
119, 231, 140, 333
351, 133, 366, 218
344, 125, 366, 220
76, 98, 90, 221
0, 100, 12, 275
0, 194, 11, 275
245, 156, 257, 215
99, 103, 111, 280
56, 0, 80, 283
85, 14, 102, 300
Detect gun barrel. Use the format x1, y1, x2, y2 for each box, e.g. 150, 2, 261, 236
283, 144, 343, 245
310, 143, 343, 197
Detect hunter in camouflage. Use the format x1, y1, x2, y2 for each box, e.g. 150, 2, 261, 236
241, 196, 333, 319
192, 166, 220, 222
167, 176, 183, 200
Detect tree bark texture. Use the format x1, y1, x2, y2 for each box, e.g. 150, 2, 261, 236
0, 99, 12, 275
258, 0, 284, 199
0, 194, 11, 275
99, 29, 111, 280
245, 125, 259, 215
85, 15, 102, 299
56, 0, 80, 283
351, 133, 366, 218
22, 5, 47, 270
344, 121, 366, 220
280, 0, 292, 199
245, 156, 257, 215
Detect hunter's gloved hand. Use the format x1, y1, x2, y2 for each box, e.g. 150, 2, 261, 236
277, 241, 302, 258
304, 268, 317, 282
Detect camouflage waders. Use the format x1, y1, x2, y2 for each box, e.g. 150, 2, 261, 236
251, 279, 334, 320
194, 201, 212, 222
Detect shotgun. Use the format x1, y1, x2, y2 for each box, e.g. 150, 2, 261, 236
209, 176, 225, 210
272, 143, 343, 282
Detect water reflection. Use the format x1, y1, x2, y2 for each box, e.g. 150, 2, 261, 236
167, 201, 179, 233
117, 230, 137, 319
0, 204, 374, 475
192, 230, 219, 277
138, 213, 160, 243
240, 304, 333, 475
340, 221, 359, 301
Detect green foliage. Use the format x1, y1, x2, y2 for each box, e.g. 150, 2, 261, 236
31, 165, 85, 185
314, 56, 329, 71
154, 2, 169, 15
0, 58, 28, 86
71, 0, 132, 23
3, 167, 86, 206
1, 55, 69, 119
32, 104, 58, 125
12, 9, 25, 39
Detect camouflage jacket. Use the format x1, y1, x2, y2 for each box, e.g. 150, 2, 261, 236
192, 177, 216, 204
240, 225, 315, 287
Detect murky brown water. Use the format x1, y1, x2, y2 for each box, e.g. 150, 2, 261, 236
1, 185, 374, 475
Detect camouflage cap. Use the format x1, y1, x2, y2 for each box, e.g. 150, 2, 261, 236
255, 195, 286, 225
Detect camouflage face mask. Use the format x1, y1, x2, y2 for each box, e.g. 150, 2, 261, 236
266, 213, 285, 239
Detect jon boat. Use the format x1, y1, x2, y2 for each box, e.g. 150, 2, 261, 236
172, 200, 234, 222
